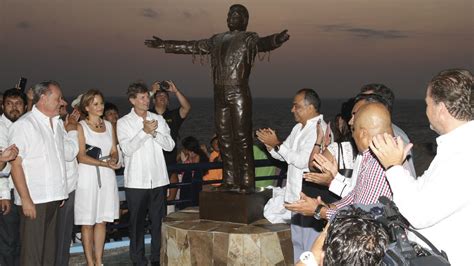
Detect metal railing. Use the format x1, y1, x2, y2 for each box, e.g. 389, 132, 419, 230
72, 159, 287, 242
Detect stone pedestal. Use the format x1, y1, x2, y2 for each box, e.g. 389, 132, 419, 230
162, 209, 293, 265
199, 189, 272, 224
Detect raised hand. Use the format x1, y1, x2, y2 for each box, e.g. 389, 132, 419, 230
370, 133, 412, 169
256, 128, 279, 149
276, 29, 290, 44
145, 36, 165, 49
167, 80, 178, 93
65, 109, 80, 132
312, 153, 338, 178
143, 119, 158, 136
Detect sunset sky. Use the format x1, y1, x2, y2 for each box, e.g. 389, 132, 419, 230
1, 0, 472, 99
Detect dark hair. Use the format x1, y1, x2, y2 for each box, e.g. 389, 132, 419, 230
127, 82, 148, 99
360, 83, 394, 113
354, 93, 390, 113
154, 88, 169, 99
104, 102, 119, 113
182, 136, 209, 162
340, 97, 356, 124
297, 88, 321, 112
332, 114, 352, 143
32, 80, 60, 104
429, 69, 472, 121
3, 88, 27, 106
80, 89, 104, 116
323, 209, 389, 266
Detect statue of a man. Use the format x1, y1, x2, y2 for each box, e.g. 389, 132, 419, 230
145, 4, 289, 193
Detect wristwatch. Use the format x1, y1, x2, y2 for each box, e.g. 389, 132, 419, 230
274, 144, 280, 152
314, 204, 325, 220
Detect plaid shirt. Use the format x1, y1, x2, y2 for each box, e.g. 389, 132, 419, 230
326, 149, 393, 218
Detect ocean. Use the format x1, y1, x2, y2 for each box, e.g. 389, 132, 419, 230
103, 97, 437, 150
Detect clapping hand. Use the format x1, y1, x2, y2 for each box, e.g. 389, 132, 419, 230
370, 133, 412, 169
0, 144, 19, 162
284, 193, 323, 216
256, 128, 279, 150
143, 119, 158, 137
65, 109, 80, 132
312, 153, 338, 178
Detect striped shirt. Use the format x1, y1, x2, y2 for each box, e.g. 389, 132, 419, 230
326, 149, 392, 218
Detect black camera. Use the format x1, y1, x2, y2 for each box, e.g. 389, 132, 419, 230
335, 198, 450, 266
376, 197, 450, 266
159, 80, 170, 91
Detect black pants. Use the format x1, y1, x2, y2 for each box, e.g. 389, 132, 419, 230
55, 191, 75, 266
125, 187, 165, 265
0, 192, 20, 266
214, 84, 255, 189
19, 200, 60, 266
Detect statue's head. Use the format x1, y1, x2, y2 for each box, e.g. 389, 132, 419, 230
227, 4, 249, 31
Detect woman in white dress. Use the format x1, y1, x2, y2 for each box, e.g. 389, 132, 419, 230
74, 89, 120, 266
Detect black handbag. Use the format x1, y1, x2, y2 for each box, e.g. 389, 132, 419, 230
85, 144, 102, 159
337, 142, 353, 178
85, 144, 107, 188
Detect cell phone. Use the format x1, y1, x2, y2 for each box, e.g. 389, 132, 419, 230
17, 77, 27, 92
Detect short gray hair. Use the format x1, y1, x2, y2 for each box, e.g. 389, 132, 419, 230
33, 80, 60, 104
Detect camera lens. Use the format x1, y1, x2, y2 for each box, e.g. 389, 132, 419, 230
159, 81, 170, 90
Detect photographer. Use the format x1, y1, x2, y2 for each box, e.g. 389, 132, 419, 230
297, 208, 389, 266
150, 80, 191, 211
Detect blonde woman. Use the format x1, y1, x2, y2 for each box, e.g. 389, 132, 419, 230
74, 89, 120, 266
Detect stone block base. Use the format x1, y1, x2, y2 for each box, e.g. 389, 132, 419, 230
162, 209, 293, 265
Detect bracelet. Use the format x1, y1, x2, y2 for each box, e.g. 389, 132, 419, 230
314, 143, 322, 148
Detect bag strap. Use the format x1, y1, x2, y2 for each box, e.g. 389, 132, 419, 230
337, 142, 347, 169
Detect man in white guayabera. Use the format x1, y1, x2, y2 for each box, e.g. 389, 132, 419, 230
370, 69, 473, 265
117, 82, 175, 265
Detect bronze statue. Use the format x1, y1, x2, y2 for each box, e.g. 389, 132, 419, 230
145, 4, 289, 193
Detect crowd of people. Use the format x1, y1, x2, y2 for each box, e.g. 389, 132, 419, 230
0, 68, 471, 266
261, 69, 472, 265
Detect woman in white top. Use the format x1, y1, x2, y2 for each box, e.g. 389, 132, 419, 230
306, 114, 356, 189
74, 89, 120, 266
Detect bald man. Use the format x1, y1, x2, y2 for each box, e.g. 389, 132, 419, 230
286, 103, 400, 221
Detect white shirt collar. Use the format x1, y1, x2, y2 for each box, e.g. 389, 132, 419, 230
0, 114, 12, 127
32, 105, 60, 128
436, 120, 474, 149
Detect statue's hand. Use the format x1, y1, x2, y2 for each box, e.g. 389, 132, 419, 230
145, 36, 165, 49
276, 29, 290, 44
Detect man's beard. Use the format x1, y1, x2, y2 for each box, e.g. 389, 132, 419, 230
5, 111, 21, 122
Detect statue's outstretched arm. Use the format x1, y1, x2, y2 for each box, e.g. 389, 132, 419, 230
145, 35, 212, 55
257, 29, 290, 53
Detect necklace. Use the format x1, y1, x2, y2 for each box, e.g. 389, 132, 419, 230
86, 118, 104, 129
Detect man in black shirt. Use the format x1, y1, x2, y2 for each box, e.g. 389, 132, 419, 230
150, 81, 191, 203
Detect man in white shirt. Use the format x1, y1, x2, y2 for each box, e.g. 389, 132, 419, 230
9, 81, 76, 265
256, 88, 330, 263
0, 88, 28, 266
117, 82, 174, 266
370, 69, 473, 265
